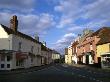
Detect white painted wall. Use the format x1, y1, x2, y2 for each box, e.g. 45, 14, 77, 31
11, 34, 41, 55
0, 25, 9, 38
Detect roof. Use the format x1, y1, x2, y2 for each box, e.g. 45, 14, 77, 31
41, 44, 48, 51
91, 27, 110, 36
96, 27, 110, 45
1, 24, 42, 44
72, 41, 78, 46
52, 50, 60, 54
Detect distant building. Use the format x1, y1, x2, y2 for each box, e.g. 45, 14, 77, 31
52, 50, 60, 63
65, 48, 68, 63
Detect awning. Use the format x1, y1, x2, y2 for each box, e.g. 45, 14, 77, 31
16, 52, 28, 60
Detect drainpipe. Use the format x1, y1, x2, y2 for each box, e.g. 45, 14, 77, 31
8, 40, 10, 50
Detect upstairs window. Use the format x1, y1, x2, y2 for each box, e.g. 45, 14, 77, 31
90, 43, 93, 50
31, 46, 34, 53
1, 55, 5, 61
7, 56, 11, 61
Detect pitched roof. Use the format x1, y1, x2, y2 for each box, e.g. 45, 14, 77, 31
52, 50, 60, 54
1, 24, 42, 44
96, 27, 110, 45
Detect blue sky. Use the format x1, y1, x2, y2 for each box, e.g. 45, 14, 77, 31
0, 0, 110, 54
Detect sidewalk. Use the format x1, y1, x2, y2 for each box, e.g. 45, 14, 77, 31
68, 64, 110, 73
0, 64, 52, 75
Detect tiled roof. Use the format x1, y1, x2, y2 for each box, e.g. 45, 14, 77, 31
1, 24, 42, 44
96, 27, 110, 45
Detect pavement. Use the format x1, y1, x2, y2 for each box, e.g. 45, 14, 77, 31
0, 63, 110, 82
0, 64, 52, 75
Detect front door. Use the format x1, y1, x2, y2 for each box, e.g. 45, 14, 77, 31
86, 55, 89, 64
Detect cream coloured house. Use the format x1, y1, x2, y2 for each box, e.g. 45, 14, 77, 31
0, 15, 52, 70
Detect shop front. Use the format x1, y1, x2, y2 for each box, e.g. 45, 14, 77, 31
16, 52, 28, 68
101, 53, 110, 69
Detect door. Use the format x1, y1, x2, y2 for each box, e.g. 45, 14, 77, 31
86, 55, 89, 65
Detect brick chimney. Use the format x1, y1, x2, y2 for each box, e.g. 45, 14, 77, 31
10, 15, 18, 32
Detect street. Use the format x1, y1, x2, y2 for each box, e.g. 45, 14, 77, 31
0, 64, 110, 82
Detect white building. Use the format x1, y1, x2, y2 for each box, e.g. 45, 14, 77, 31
52, 50, 60, 63
0, 15, 45, 70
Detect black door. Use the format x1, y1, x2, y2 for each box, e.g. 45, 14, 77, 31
86, 55, 89, 64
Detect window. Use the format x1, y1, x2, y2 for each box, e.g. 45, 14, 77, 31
16, 60, 19, 66
1, 64, 4, 68
90, 43, 93, 50
31, 58, 33, 63
7, 56, 11, 61
1, 55, 5, 61
18, 42, 22, 51
7, 64, 10, 68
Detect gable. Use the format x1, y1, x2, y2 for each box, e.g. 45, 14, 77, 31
0, 25, 9, 38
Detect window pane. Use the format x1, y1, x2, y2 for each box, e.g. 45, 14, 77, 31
1, 55, 5, 61
7, 56, 11, 61
7, 64, 10, 68
1, 64, 4, 68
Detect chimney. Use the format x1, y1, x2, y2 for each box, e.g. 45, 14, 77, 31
35, 33, 39, 42
43, 41, 46, 46
10, 15, 18, 32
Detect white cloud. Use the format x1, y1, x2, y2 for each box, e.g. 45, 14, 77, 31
0, 11, 55, 37
55, 0, 110, 29
0, 0, 35, 12
55, 0, 82, 28
83, 0, 110, 20
51, 33, 77, 54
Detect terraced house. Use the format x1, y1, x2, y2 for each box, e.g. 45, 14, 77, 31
0, 15, 52, 70
65, 27, 110, 68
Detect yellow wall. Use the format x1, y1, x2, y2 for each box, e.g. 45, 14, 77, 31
65, 55, 68, 63
67, 46, 72, 64
97, 43, 110, 57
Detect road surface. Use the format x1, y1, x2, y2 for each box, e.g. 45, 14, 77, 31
0, 64, 109, 82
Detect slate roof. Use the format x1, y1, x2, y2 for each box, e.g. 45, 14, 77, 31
1, 24, 42, 44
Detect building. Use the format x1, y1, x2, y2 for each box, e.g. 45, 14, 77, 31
65, 48, 68, 63
52, 50, 60, 63
0, 15, 52, 70
71, 41, 78, 64
65, 45, 73, 64
77, 29, 95, 64
96, 27, 110, 68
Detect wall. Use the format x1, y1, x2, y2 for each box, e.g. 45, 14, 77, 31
0, 25, 9, 38
97, 43, 110, 57
11, 34, 41, 55
67, 46, 72, 64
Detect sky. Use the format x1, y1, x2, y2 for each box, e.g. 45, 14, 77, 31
0, 0, 110, 54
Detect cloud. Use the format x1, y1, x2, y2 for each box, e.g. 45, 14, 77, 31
55, 0, 110, 29
82, 0, 110, 20
51, 33, 77, 54
0, 0, 35, 12
54, 0, 82, 28
0, 11, 55, 37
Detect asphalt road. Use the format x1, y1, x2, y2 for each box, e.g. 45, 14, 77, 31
0, 64, 109, 82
